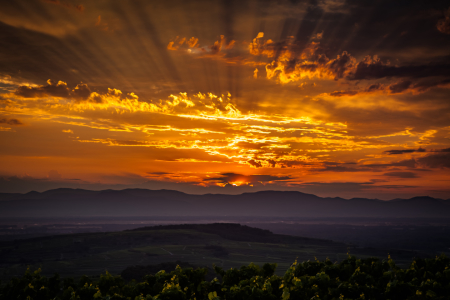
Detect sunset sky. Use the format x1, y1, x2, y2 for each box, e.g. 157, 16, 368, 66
1, 0, 450, 199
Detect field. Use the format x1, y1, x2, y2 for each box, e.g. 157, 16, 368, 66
0, 223, 425, 281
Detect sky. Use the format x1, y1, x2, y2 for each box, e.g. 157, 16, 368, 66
0, 0, 450, 199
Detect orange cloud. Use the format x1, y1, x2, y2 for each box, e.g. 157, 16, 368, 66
8, 81, 365, 169
437, 7, 450, 34
167, 36, 199, 50
4, 76, 450, 193
94, 15, 116, 32
169, 32, 450, 93
167, 35, 235, 57
247, 33, 357, 83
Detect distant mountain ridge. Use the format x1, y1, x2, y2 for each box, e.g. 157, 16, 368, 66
0, 188, 449, 218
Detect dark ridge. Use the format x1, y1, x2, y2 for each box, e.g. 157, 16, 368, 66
123, 188, 189, 197
25, 191, 40, 196
240, 190, 314, 197
1, 188, 449, 218
129, 223, 334, 245
390, 196, 442, 202
3, 188, 445, 202
129, 223, 273, 239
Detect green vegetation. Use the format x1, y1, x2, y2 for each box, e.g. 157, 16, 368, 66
120, 261, 215, 282
1, 254, 449, 299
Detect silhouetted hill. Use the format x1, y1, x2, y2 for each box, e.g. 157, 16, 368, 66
5, 222, 412, 281
129, 223, 332, 244
0, 188, 449, 218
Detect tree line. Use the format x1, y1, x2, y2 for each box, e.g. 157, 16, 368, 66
1, 254, 449, 299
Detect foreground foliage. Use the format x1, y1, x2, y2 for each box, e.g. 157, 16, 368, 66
1, 255, 449, 300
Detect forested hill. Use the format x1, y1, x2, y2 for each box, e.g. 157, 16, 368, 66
0, 188, 449, 218
129, 223, 335, 245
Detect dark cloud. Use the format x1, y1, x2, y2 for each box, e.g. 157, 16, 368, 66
411, 78, 450, 93
274, 160, 315, 168
437, 7, 450, 34
348, 55, 450, 81
71, 83, 92, 99
147, 172, 173, 175
15, 80, 70, 98
247, 159, 262, 168
327, 51, 356, 80
384, 148, 426, 155
371, 149, 450, 170
0, 118, 23, 125
365, 159, 417, 169
328, 77, 450, 97
203, 173, 291, 184
267, 160, 277, 168
319, 164, 372, 172
383, 171, 419, 178
371, 184, 418, 190
389, 80, 412, 94
14, 80, 92, 100
417, 152, 450, 168
329, 90, 358, 97
367, 83, 382, 92
349, 56, 391, 80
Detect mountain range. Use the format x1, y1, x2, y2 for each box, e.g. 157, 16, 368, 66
0, 188, 449, 218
